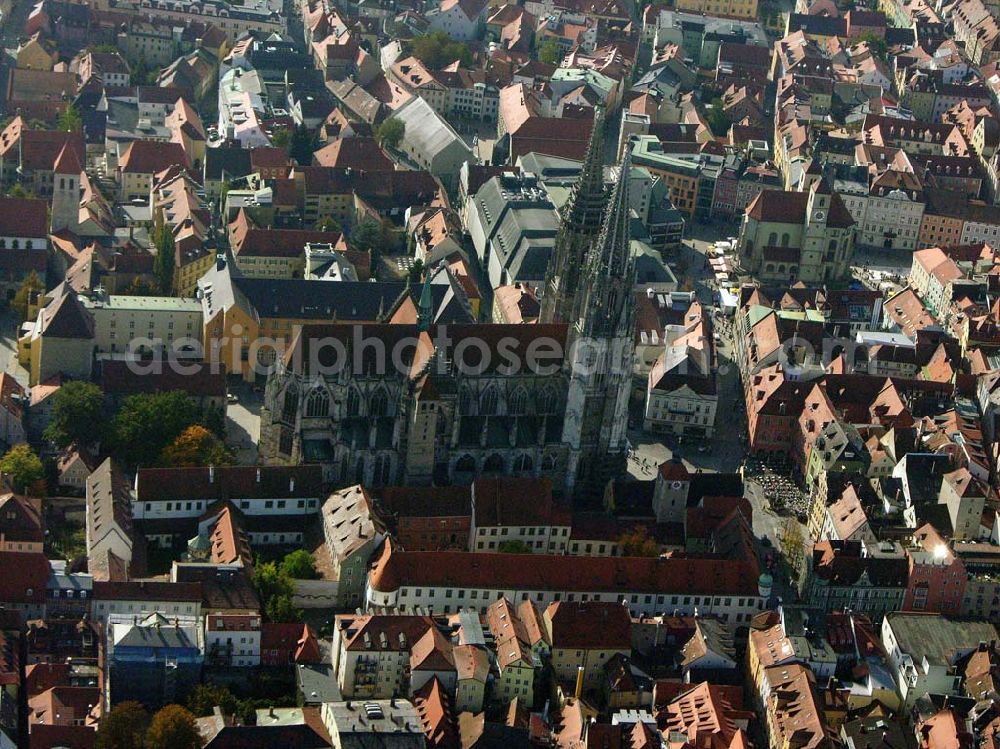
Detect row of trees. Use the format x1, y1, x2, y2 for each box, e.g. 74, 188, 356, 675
96, 703, 199, 749
409, 31, 473, 69
0, 385, 232, 493
44, 382, 231, 468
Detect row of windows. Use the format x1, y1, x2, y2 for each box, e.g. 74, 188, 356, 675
145, 498, 316, 512
396, 587, 755, 609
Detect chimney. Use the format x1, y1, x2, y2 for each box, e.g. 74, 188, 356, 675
290, 477, 295, 492
256, 468, 261, 483
574, 665, 584, 699
209, 465, 215, 483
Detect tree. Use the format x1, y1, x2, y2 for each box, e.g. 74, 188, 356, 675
780, 518, 805, 584
539, 40, 563, 65
152, 219, 176, 294
375, 117, 405, 150
186, 683, 240, 717
57, 104, 83, 133
123, 277, 160, 296
158, 425, 234, 467
110, 391, 203, 468
95, 701, 149, 749
855, 31, 889, 61
270, 127, 292, 149
0, 444, 45, 494
5, 184, 31, 199
12, 270, 44, 322
146, 705, 200, 749
408, 258, 424, 283
617, 526, 660, 557
44, 381, 107, 448
289, 123, 317, 165
202, 402, 227, 440
350, 217, 395, 262
314, 216, 341, 233
280, 549, 320, 579
253, 560, 301, 622
498, 540, 532, 553
705, 98, 732, 138
410, 31, 473, 69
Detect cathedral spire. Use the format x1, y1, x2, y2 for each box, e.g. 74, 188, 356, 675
574, 147, 635, 338
417, 269, 433, 332
539, 108, 608, 324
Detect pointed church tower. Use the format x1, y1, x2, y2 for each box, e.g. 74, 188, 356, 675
417, 269, 434, 332
539, 109, 608, 324
50, 143, 81, 234
562, 148, 636, 501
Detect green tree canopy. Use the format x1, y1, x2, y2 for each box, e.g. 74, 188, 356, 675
280, 549, 320, 580
253, 560, 302, 622
0, 444, 45, 494
152, 219, 175, 294
5, 184, 32, 199
314, 216, 341, 233
270, 127, 292, 149
95, 701, 150, 749
57, 104, 83, 133
109, 391, 203, 468
538, 40, 563, 65
855, 31, 889, 61
44, 380, 107, 448
146, 705, 200, 749
349, 217, 395, 262
12, 270, 44, 322
410, 31, 473, 69
186, 683, 241, 717
705, 98, 732, 138
289, 123, 317, 165
375, 117, 405, 150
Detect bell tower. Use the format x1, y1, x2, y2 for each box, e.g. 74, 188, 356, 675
50, 143, 81, 234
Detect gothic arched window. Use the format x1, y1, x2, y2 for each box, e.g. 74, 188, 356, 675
538, 386, 558, 414
483, 453, 504, 473
305, 387, 329, 417
456, 454, 476, 473
345, 387, 361, 416
282, 384, 298, 421
373, 454, 392, 486
509, 387, 527, 414
513, 454, 533, 473
369, 389, 388, 417
459, 388, 473, 414
479, 386, 499, 415
541, 454, 556, 471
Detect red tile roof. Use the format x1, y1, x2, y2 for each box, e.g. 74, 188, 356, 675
544, 601, 632, 650
99, 360, 225, 398
91, 580, 202, 602
135, 465, 324, 503
119, 140, 188, 174
369, 541, 761, 596
0, 551, 49, 604
471, 477, 570, 527
0, 196, 50, 238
